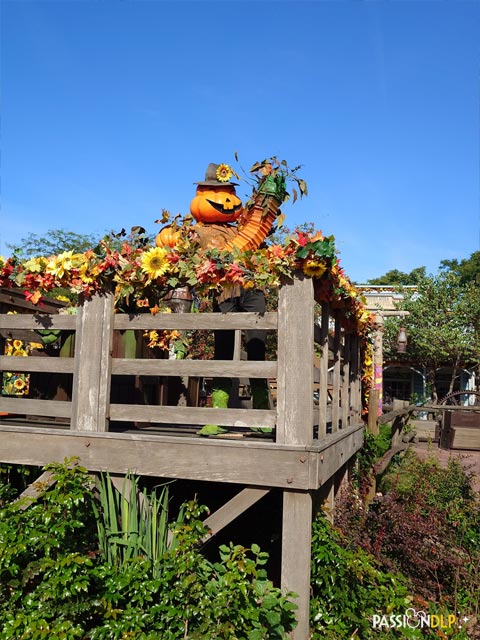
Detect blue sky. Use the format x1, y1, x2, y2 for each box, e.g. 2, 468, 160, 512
1, 0, 479, 283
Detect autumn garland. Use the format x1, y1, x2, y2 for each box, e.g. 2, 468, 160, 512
0, 229, 371, 330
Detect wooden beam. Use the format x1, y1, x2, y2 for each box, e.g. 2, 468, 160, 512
109, 404, 276, 428
315, 424, 364, 486
14, 470, 57, 510
0, 426, 314, 489
0, 397, 71, 417
111, 358, 276, 379
113, 312, 277, 331
0, 315, 76, 329
0, 355, 75, 374
202, 487, 270, 542
281, 490, 312, 640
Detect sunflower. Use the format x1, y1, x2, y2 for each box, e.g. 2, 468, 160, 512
216, 164, 233, 183
302, 260, 327, 278
140, 247, 168, 279
14, 378, 26, 390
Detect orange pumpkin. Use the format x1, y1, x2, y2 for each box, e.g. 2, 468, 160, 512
190, 185, 243, 223
155, 225, 181, 248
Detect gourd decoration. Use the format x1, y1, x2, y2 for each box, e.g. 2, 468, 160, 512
155, 225, 181, 248
190, 163, 243, 224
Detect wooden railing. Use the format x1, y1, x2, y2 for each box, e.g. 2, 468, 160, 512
0, 275, 363, 443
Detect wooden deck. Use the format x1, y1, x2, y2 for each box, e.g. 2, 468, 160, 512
0, 274, 365, 639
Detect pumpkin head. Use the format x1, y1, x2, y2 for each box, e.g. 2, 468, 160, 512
190, 185, 243, 224
155, 225, 181, 248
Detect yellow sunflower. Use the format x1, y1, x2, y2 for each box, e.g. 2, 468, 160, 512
302, 260, 327, 278
14, 378, 26, 390
140, 247, 168, 279
216, 163, 233, 183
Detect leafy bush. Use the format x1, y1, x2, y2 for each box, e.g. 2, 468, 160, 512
0, 459, 297, 639
334, 450, 480, 633
310, 511, 421, 639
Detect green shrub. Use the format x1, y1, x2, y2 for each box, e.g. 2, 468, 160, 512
310, 511, 421, 639
0, 459, 297, 639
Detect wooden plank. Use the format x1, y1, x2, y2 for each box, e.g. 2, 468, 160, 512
276, 275, 314, 445
15, 470, 57, 510
71, 293, 114, 432
367, 388, 380, 435
109, 404, 276, 428
111, 358, 276, 378
281, 490, 312, 640
0, 315, 76, 330
331, 311, 341, 433
317, 303, 330, 439
202, 487, 270, 542
0, 397, 71, 417
451, 427, 480, 450
113, 311, 277, 331
0, 355, 75, 374
378, 405, 417, 425
0, 427, 313, 489
314, 424, 364, 485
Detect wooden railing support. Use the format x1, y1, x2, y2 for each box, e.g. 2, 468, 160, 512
71, 292, 114, 432
277, 275, 314, 639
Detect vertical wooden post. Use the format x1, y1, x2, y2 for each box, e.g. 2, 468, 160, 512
278, 274, 314, 639
351, 335, 362, 423
282, 490, 313, 639
317, 302, 330, 439
331, 311, 341, 433
368, 388, 380, 435
341, 333, 351, 428
276, 274, 314, 445
71, 292, 114, 432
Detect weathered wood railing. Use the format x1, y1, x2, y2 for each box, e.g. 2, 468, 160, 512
0, 276, 363, 442
0, 274, 365, 640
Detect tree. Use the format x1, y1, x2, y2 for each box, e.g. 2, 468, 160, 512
366, 266, 426, 286
440, 250, 480, 285
6, 229, 100, 257
382, 272, 480, 401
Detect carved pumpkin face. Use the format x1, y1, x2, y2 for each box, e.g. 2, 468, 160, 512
190, 185, 243, 223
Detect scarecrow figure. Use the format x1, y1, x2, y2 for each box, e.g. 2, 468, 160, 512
190, 163, 270, 436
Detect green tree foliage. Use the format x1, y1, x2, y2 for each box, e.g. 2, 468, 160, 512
6, 229, 101, 257
382, 272, 480, 399
440, 250, 480, 284
367, 267, 426, 286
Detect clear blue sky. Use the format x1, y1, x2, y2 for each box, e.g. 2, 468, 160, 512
1, 0, 479, 283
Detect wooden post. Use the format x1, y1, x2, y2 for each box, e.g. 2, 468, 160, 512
278, 274, 314, 639
368, 388, 380, 435
331, 311, 341, 433
282, 490, 313, 639
317, 303, 330, 439
341, 333, 351, 429
276, 274, 314, 445
71, 292, 114, 432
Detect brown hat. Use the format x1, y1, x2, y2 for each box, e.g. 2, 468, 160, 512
195, 163, 239, 187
